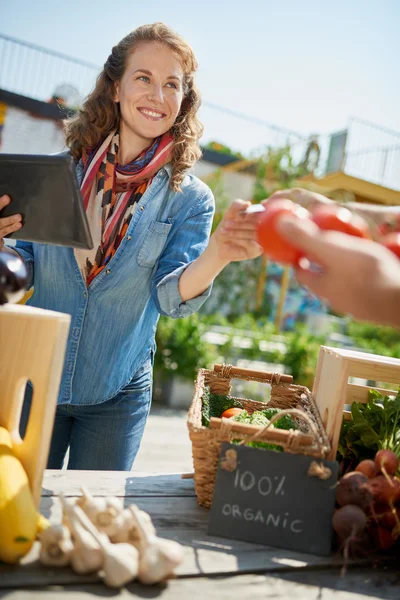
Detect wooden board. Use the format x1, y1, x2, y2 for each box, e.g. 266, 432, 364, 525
0, 494, 375, 588
1, 567, 399, 599
1, 470, 396, 597
41, 470, 196, 497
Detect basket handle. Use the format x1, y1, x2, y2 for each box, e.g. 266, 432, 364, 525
213, 363, 293, 383
209, 417, 315, 447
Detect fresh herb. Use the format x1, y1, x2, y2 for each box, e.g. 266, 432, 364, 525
232, 408, 298, 452
201, 387, 243, 427
337, 389, 400, 474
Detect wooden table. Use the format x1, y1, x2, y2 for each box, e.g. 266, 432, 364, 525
1, 470, 399, 599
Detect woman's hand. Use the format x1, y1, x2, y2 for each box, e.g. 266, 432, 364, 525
0, 195, 22, 250
211, 199, 263, 263
277, 214, 400, 327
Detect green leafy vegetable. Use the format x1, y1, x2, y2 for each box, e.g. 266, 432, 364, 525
201, 387, 243, 427
201, 389, 299, 453
232, 408, 298, 452
337, 389, 400, 474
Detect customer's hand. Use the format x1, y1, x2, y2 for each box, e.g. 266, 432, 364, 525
264, 188, 400, 231
277, 214, 400, 327
212, 199, 263, 263
0, 195, 22, 250
263, 188, 334, 212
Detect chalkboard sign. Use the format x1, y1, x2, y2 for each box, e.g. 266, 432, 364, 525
208, 443, 339, 556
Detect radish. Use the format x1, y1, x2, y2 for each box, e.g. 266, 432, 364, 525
371, 525, 396, 551
336, 472, 371, 509
332, 505, 367, 541
374, 504, 399, 529
375, 450, 399, 477
355, 460, 376, 479
367, 475, 400, 505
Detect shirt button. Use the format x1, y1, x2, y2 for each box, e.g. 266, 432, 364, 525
127, 235, 132, 240
106, 269, 111, 274
83, 292, 87, 298
139, 206, 144, 211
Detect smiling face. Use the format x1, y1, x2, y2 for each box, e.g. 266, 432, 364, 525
114, 41, 184, 155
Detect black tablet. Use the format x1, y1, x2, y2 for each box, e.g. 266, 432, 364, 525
0, 152, 93, 249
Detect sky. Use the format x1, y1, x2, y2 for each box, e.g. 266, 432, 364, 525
1, 0, 400, 154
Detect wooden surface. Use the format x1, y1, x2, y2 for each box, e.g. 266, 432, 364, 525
0, 470, 398, 599
0, 304, 70, 506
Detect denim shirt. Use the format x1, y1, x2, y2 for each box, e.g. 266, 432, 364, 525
15, 162, 215, 405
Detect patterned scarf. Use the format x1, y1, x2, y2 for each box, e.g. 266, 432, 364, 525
74, 130, 174, 285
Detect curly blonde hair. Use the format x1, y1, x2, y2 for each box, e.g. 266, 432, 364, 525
64, 22, 203, 191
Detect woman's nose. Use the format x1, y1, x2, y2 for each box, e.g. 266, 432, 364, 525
148, 83, 164, 105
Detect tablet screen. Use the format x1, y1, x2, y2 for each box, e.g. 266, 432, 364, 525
0, 152, 93, 249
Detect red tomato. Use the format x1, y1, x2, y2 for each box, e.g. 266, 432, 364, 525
378, 215, 400, 237
256, 199, 310, 265
220, 408, 244, 419
311, 205, 371, 238
381, 232, 400, 260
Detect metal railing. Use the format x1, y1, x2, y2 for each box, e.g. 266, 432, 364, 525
343, 118, 400, 190
0, 33, 100, 106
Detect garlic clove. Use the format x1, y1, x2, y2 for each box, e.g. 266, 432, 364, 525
101, 543, 139, 588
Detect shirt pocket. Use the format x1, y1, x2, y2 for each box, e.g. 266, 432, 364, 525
137, 220, 173, 268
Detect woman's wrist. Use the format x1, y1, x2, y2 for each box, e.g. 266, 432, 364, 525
205, 234, 231, 272
177, 235, 230, 303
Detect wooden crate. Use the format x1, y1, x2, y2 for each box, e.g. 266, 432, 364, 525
312, 345, 400, 460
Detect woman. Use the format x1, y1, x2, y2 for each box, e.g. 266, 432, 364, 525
0, 22, 261, 470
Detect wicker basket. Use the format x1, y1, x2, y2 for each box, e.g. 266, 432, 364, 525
187, 363, 331, 508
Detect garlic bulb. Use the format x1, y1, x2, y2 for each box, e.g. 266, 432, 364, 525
110, 505, 155, 548
70, 499, 139, 588
77, 486, 123, 535
102, 543, 139, 588
129, 505, 184, 584
59, 496, 104, 574
39, 524, 74, 567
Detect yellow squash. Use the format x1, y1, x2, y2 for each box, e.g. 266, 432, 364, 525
0, 426, 49, 564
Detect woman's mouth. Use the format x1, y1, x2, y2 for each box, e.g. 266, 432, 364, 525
137, 107, 166, 121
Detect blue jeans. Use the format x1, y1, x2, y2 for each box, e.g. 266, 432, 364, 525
20, 366, 152, 470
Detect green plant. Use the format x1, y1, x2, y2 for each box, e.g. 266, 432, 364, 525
347, 321, 400, 359
282, 325, 323, 389
337, 390, 400, 474
154, 314, 219, 382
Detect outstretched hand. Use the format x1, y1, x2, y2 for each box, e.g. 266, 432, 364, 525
212, 199, 263, 263
277, 214, 400, 327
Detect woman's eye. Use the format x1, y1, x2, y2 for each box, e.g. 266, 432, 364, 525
166, 82, 178, 89
138, 75, 150, 83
